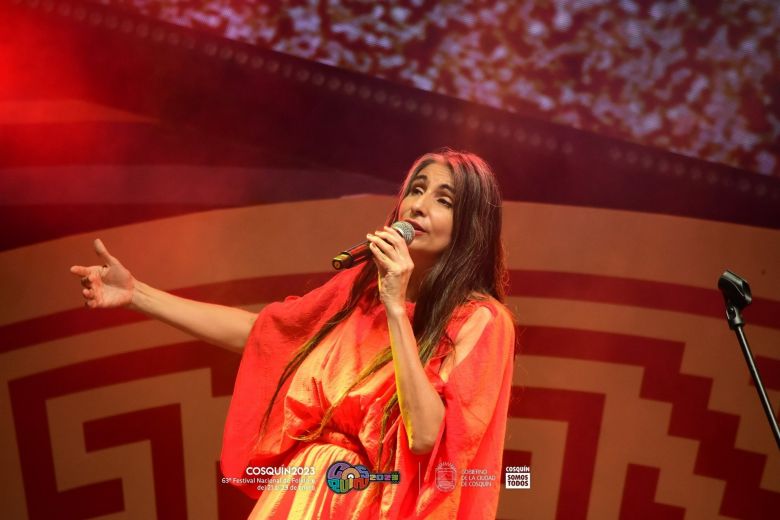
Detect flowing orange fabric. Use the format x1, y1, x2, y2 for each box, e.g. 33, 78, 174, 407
220, 268, 515, 519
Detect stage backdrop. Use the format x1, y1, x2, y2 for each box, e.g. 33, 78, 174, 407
1, 2, 779, 520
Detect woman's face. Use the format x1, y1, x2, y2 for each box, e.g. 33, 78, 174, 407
398, 162, 455, 263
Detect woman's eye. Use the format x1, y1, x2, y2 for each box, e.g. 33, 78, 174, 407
439, 199, 453, 208
412, 187, 424, 195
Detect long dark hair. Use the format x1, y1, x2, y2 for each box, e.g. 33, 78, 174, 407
258, 149, 507, 470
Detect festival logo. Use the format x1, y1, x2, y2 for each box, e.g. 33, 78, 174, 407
326, 461, 400, 494
504, 465, 531, 489
435, 462, 457, 492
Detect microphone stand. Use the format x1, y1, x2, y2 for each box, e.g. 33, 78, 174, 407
718, 270, 780, 450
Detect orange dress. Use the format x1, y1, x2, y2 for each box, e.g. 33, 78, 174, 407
221, 268, 515, 519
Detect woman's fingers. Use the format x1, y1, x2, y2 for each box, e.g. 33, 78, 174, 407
367, 232, 391, 249
81, 286, 100, 309
71, 266, 101, 289
70, 265, 90, 277
368, 229, 414, 276
374, 227, 405, 250
74, 240, 133, 309
94, 238, 117, 266
367, 234, 396, 270
372, 229, 406, 250
368, 241, 390, 262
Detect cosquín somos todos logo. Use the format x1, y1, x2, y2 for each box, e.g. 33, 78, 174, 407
326, 461, 400, 494
505, 466, 531, 489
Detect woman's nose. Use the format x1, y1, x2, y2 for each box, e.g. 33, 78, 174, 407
411, 193, 429, 214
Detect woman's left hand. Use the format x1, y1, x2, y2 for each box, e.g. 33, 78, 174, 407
367, 226, 414, 311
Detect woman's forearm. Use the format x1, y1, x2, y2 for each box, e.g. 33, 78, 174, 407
130, 281, 257, 350
386, 305, 445, 455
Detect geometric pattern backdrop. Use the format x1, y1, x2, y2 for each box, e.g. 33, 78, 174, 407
2, 199, 779, 519
1, 2, 779, 519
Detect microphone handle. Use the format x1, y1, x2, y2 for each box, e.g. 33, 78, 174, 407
332, 241, 371, 270
332, 222, 414, 270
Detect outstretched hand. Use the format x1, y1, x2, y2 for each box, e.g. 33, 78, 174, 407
366, 226, 414, 310
70, 239, 135, 309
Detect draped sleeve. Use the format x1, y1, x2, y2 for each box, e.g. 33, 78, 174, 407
383, 298, 516, 519
220, 268, 361, 499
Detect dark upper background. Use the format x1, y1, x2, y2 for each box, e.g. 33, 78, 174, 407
94, 0, 780, 177
1, 0, 778, 252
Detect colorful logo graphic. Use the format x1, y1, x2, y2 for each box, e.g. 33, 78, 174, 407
326, 461, 400, 494
326, 461, 370, 494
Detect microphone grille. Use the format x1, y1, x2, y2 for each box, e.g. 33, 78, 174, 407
391, 221, 415, 245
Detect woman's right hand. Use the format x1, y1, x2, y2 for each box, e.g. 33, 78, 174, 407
70, 239, 135, 309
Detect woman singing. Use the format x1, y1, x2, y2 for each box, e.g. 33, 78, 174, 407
71, 150, 516, 519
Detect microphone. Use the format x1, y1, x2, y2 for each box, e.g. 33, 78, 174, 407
332, 221, 415, 270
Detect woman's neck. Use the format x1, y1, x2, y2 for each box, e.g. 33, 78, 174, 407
407, 255, 435, 302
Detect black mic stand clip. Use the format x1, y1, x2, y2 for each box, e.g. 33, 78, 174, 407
718, 270, 780, 450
